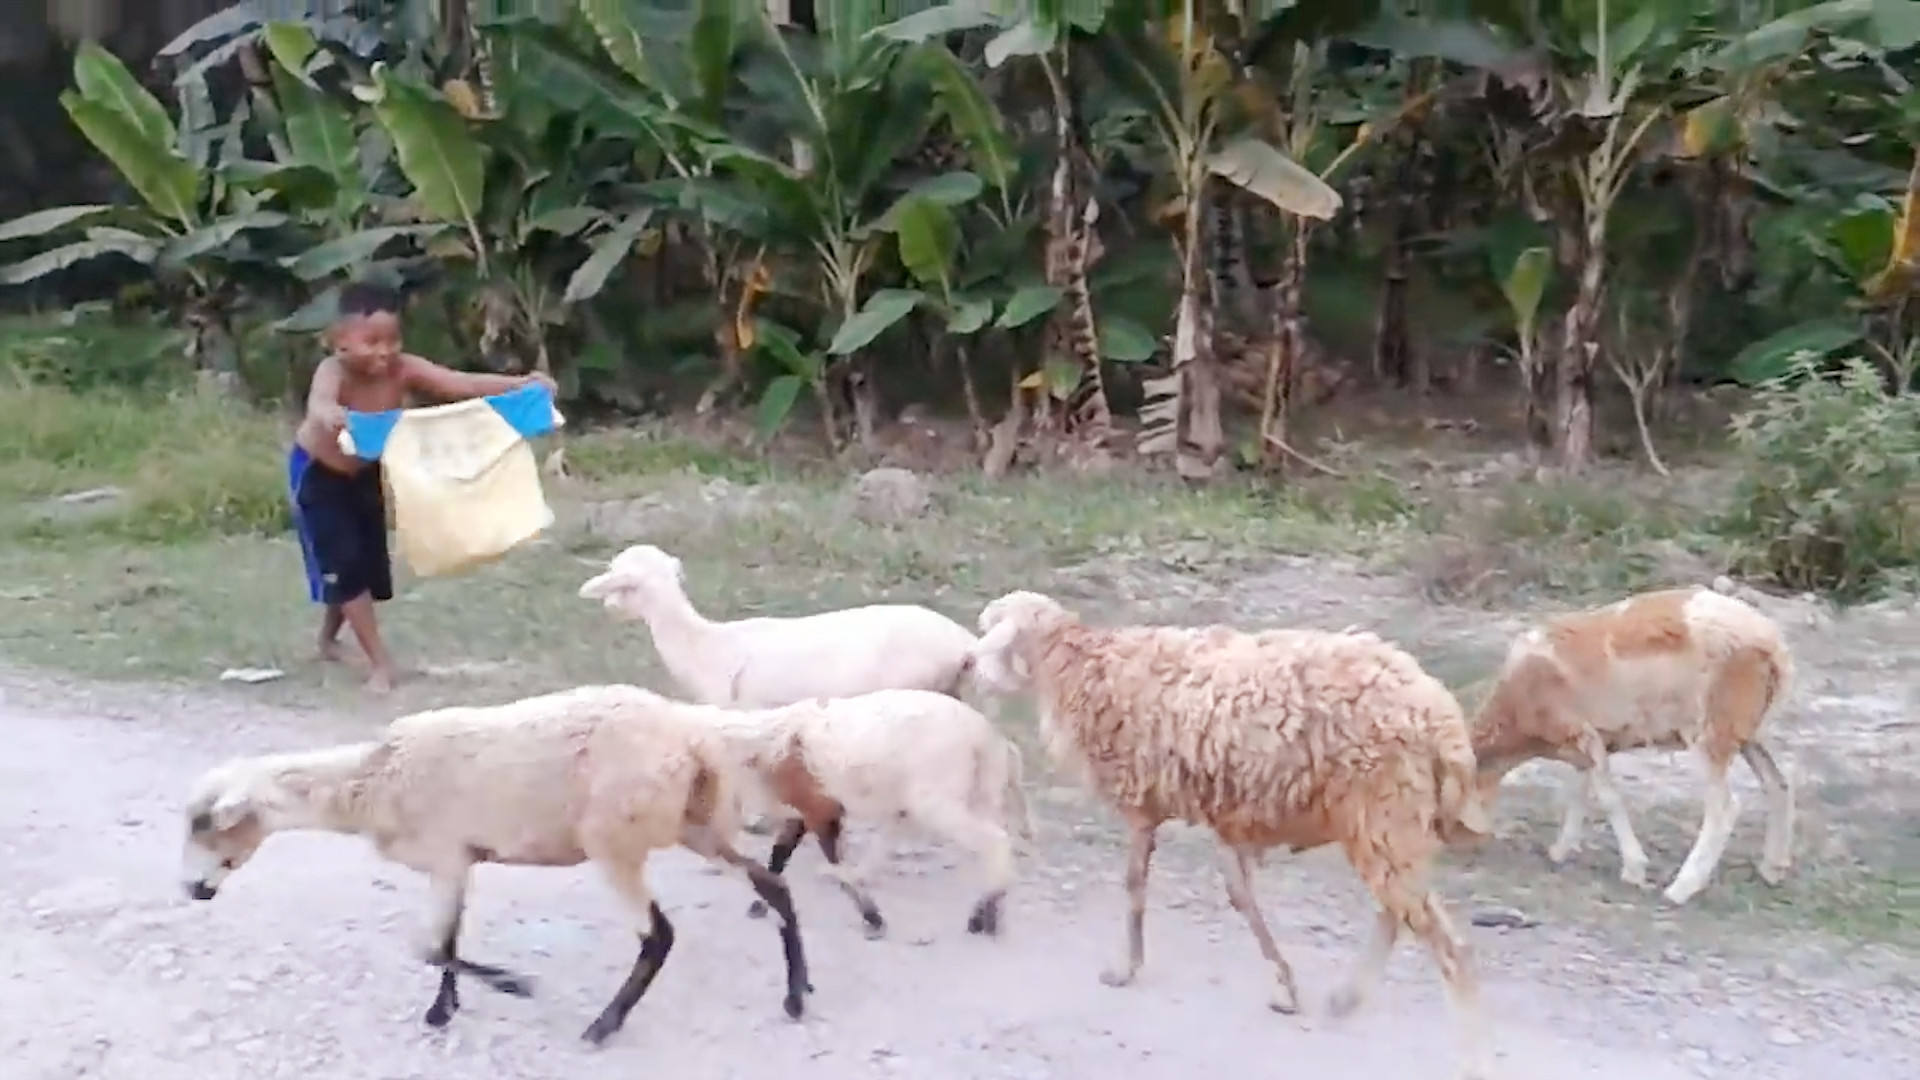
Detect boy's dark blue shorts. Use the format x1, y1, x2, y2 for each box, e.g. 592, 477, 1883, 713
288, 444, 393, 606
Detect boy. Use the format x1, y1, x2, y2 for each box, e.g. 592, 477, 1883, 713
290, 282, 555, 693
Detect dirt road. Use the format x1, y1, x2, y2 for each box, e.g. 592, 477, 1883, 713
3, 669, 1910, 1080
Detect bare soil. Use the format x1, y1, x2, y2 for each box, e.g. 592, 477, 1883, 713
3, 624, 1915, 1080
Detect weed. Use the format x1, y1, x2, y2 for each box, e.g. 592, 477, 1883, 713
1407, 474, 1721, 606
1719, 354, 1920, 601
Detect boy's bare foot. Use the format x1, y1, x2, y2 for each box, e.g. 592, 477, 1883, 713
365, 667, 396, 694
317, 639, 345, 662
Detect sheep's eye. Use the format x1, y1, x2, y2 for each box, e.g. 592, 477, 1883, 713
219, 858, 236, 870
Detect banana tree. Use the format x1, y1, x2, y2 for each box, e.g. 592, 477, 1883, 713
880, 0, 1124, 464
0, 41, 314, 386
494, 0, 772, 410
1087, 6, 1342, 481
682, 4, 991, 450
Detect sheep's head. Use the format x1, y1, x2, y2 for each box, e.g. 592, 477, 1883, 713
180, 760, 278, 900
971, 590, 1068, 692
578, 544, 686, 621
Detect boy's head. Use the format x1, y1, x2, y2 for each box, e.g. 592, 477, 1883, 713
330, 282, 404, 377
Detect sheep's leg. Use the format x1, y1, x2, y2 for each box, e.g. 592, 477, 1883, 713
1583, 753, 1651, 888
820, 816, 890, 939
1327, 907, 1399, 1018
1409, 892, 1492, 1080
746, 817, 809, 920
686, 824, 813, 1016
419, 871, 532, 1029
1100, 819, 1159, 989
1663, 752, 1739, 906
1216, 842, 1300, 1014
1545, 767, 1593, 865
1741, 738, 1795, 885
582, 899, 675, 1047
917, 802, 1016, 937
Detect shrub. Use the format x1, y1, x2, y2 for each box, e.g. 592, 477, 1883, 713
0, 308, 191, 394
1719, 354, 1920, 599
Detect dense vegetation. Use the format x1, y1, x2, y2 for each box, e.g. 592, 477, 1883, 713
2, 0, 1919, 596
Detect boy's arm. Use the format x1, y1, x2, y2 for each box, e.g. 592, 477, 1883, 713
400, 354, 554, 402
299, 359, 364, 472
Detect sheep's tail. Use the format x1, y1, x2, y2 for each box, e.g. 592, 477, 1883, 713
999, 737, 1038, 852
1434, 725, 1493, 841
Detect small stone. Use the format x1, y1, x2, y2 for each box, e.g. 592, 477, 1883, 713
1469, 906, 1539, 929
853, 467, 932, 523
182, 1029, 213, 1051
1768, 1026, 1802, 1046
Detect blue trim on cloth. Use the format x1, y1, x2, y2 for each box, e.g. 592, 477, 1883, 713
287, 444, 323, 604
339, 408, 402, 461
339, 381, 555, 461
483, 381, 559, 439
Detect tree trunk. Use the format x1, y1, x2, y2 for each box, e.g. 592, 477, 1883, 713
1372, 59, 1432, 389
1259, 223, 1310, 470
1554, 211, 1605, 470
1174, 190, 1223, 482
1041, 53, 1111, 456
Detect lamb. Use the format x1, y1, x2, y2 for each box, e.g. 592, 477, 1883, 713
577, 544, 982, 706
1469, 586, 1795, 906
179, 684, 813, 1046
970, 590, 1495, 1080
729, 688, 1036, 939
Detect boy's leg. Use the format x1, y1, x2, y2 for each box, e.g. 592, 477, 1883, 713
344, 471, 398, 692
290, 448, 344, 661
299, 466, 398, 692
317, 605, 346, 661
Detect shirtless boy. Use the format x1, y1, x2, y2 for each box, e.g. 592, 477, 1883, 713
290, 282, 554, 692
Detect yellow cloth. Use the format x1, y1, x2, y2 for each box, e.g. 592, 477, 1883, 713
343, 397, 558, 578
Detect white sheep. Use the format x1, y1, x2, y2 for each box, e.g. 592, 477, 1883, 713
577, 544, 982, 706
722, 688, 1035, 939
1470, 586, 1795, 906
971, 590, 1495, 1080
180, 684, 813, 1045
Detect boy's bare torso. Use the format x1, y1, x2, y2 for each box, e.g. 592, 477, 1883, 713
295, 355, 421, 474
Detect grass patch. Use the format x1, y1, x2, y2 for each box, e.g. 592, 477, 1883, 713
1404, 473, 1724, 606
0, 378, 292, 543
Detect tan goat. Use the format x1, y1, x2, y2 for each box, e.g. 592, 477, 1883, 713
1470, 586, 1795, 906
972, 590, 1496, 1080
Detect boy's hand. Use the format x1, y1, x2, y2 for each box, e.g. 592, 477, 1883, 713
315, 402, 348, 431
524, 371, 558, 395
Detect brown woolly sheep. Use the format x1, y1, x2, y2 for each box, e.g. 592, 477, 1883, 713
1470, 586, 1795, 906
971, 590, 1495, 1080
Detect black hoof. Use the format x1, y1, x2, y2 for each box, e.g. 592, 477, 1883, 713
581, 1015, 620, 1046
488, 974, 534, 998
783, 993, 805, 1020
424, 1001, 455, 1028
966, 899, 1002, 936
747, 899, 768, 918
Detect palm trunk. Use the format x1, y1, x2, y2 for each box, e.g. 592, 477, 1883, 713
1174, 189, 1223, 481
1554, 210, 1606, 470
1259, 223, 1310, 469
1041, 54, 1112, 454
1372, 60, 1431, 389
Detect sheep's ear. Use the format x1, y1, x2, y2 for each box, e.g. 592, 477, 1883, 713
972, 618, 1024, 677
207, 788, 252, 831
579, 570, 619, 600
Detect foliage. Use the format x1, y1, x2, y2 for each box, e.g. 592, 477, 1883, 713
1721, 353, 1920, 599
4, 1, 1920, 593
